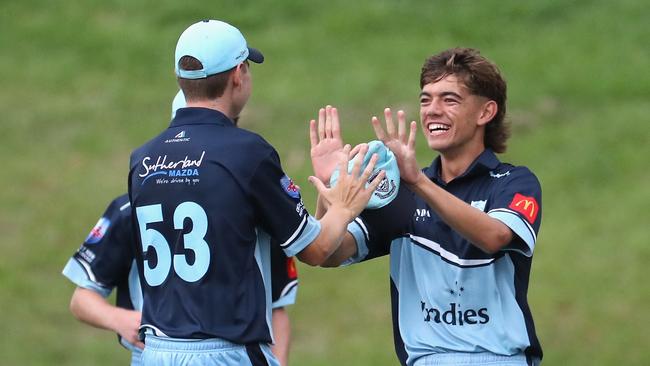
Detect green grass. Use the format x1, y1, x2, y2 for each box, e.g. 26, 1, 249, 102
1, 1, 648, 365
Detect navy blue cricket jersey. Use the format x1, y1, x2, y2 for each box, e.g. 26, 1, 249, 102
128, 107, 319, 343
62, 194, 142, 352
347, 150, 543, 366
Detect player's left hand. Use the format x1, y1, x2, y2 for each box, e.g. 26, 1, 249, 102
371, 108, 421, 185
310, 105, 346, 184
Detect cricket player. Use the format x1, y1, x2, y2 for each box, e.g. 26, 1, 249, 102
128, 19, 384, 366
311, 48, 543, 366
62, 193, 302, 366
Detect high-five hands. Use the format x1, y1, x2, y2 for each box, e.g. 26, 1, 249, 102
371, 108, 421, 185
310, 105, 346, 184
308, 144, 385, 223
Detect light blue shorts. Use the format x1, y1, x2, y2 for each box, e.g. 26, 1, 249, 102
413, 352, 539, 366
130, 348, 142, 366
142, 335, 279, 366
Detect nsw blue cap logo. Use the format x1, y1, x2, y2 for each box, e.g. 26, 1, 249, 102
280, 175, 300, 199
85, 217, 111, 244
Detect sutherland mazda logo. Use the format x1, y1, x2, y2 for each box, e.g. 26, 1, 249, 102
139, 151, 204, 185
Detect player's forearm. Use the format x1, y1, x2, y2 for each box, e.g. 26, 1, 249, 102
271, 308, 291, 366
69, 287, 121, 332
297, 206, 353, 266
320, 232, 358, 267
409, 172, 513, 254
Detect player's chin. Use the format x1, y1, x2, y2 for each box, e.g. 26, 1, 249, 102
425, 137, 448, 151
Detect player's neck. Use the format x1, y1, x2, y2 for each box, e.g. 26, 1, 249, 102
185, 99, 238, 121
439, 144, 485, 183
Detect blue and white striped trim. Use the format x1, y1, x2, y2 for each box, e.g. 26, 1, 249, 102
279, 215, 308, 248
272, 279, 298, 308
488, 208, 536, 256
62, 258, 112, 297
409, 234, 496, 267
340, 218, 370, 266
119, 201, 131, 211
281, 215, 321, 257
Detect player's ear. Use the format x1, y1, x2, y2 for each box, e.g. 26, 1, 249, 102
231, 66, 242, 87
232, 61, 248, 87
477, 100, 497, 126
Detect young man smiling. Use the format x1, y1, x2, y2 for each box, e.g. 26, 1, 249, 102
311, 48, 543, 365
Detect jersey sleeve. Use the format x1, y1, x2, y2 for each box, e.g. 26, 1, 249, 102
270, 244, 299, 308
344, 183, 416, 265
249, 150, 321, 258
62, 196, 134, 297
487, 167, 542, 256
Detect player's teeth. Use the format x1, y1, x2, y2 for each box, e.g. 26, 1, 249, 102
428, 123, 449, 132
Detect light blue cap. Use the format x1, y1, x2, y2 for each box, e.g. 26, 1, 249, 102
171, 90, 185, 118
175, 20, 264, 79
330, 140, 401, 209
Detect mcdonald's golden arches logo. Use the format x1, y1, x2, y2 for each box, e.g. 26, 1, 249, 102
508, 193, 539, 224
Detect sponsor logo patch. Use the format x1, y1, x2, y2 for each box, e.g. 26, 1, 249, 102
280, 175, 300, 199
286, 257, 298, 279
85, 217, 110, 244
420, 282, 489, 325
139, 151, 204, 186
414, 208, 431, 222
508, 193, 539, 224
77, 246, 96, 263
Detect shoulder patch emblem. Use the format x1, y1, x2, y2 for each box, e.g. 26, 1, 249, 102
508, 193, 539, 224
85, 217, 111, 244
280, 175, 300, 199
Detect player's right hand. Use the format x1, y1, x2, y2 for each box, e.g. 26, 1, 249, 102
371, 108, 421, 185
309, 105, 346, 184
309, 144, 385, 223
113, 308, 145, 350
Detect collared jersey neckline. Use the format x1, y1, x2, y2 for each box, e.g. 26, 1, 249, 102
171, 107, 235, 128
424, 149, 500, 185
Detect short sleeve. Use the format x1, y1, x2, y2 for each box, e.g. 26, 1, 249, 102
249, 150, 320, 257
270, 245, 299, 308
62, 196, 135, 297
343, 183, 416, 265
487, 167, 542, 256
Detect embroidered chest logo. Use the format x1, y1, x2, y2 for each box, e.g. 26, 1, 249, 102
489, 170, 510, 178
509, 193, 539, 224
470, 200, 487, 211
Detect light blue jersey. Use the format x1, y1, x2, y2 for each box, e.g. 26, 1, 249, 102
347, 150, 542, 366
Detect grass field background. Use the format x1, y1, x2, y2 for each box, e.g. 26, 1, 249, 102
1, 1, 648, 365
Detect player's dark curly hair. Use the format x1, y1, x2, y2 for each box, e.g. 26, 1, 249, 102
420, 48, 510, 153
